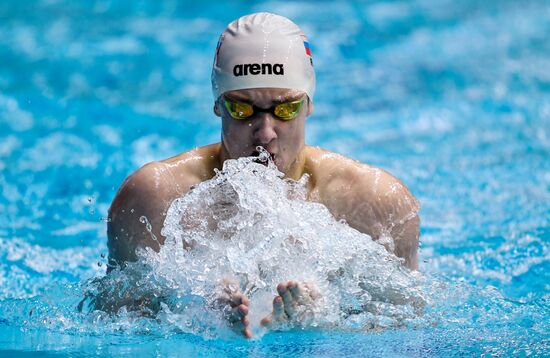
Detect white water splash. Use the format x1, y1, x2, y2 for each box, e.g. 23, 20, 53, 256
88, 149, 419, 336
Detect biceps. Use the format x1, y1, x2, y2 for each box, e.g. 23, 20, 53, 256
107, 191, 165, 268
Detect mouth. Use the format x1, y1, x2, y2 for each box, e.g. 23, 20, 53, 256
251, 150, 276, 165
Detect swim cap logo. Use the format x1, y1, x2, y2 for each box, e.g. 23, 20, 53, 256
233, 63, 284, 77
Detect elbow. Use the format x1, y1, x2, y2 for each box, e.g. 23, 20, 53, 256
392, 214, 420, 270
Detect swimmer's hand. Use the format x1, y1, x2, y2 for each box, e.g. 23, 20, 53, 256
213, 278, 252, 338
260, 280, 322, 329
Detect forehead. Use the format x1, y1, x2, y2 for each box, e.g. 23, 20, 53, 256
223, 88, 305, 104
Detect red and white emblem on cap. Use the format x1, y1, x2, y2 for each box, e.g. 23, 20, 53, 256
302, 37, 313, 67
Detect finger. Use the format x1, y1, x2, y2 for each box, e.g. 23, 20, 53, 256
228, 303, 249, 323
273, 296, 286, 319
232, 316, 251, 338
260, 314, 273, 327
277, 282, 288, 296
232, 293, 244, 307
237, 304, 248, 317
226, 305, 244, 323
281, 288, 293, 307
288, 281, 303, 299
281, 282, 297, 316
277, 283, 294, 311
229, 293, 248, 308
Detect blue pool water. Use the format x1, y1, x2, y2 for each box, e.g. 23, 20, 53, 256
1, 0, 549, 356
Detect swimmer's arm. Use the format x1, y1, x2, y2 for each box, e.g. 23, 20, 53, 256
387, 208, 420, 270
349, 169, 420, 269
107, 162, 175, 271
319, 164, 420, 269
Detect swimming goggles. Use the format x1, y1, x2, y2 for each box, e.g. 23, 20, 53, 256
223, 97, 304, 121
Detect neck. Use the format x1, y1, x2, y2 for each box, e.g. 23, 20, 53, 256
284, 145, 307, 181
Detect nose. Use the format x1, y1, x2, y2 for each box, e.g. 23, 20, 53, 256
253, 113, 277, 146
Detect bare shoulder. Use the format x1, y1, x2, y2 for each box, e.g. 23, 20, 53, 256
304, 146, 420, 269
107, 143, 222, 267
113, 143, 221, 203
305, 146, 417, 202
160, 143, 222, 183
109, 159, 186, 220
107, 161, 181, 265
110, 143, 221, 221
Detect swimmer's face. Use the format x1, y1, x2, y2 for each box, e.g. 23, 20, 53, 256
214, 88, 314, 176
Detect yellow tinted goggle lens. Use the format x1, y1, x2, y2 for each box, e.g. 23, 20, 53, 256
274, 100, 303, 121
223, 99, 304, 121
224, 100, 254, 119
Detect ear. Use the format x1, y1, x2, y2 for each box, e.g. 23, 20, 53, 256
214, 101, 221, 117
306, 100, 314, 116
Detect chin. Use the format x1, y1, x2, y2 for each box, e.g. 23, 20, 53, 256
275, 159, 290, 174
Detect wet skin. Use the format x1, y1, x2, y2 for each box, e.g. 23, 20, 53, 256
219, 279, 322, 337
260, 280, 322, 328
216, 278, 252, 338
107, 87, 420, 338
215, 88, 312, 178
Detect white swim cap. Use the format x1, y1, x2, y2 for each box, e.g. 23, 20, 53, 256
212, 12, 315, 101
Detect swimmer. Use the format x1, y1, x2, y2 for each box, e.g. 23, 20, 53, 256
106, 13, 420, 337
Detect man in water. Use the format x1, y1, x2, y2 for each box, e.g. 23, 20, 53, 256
106, 13, 420, 337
